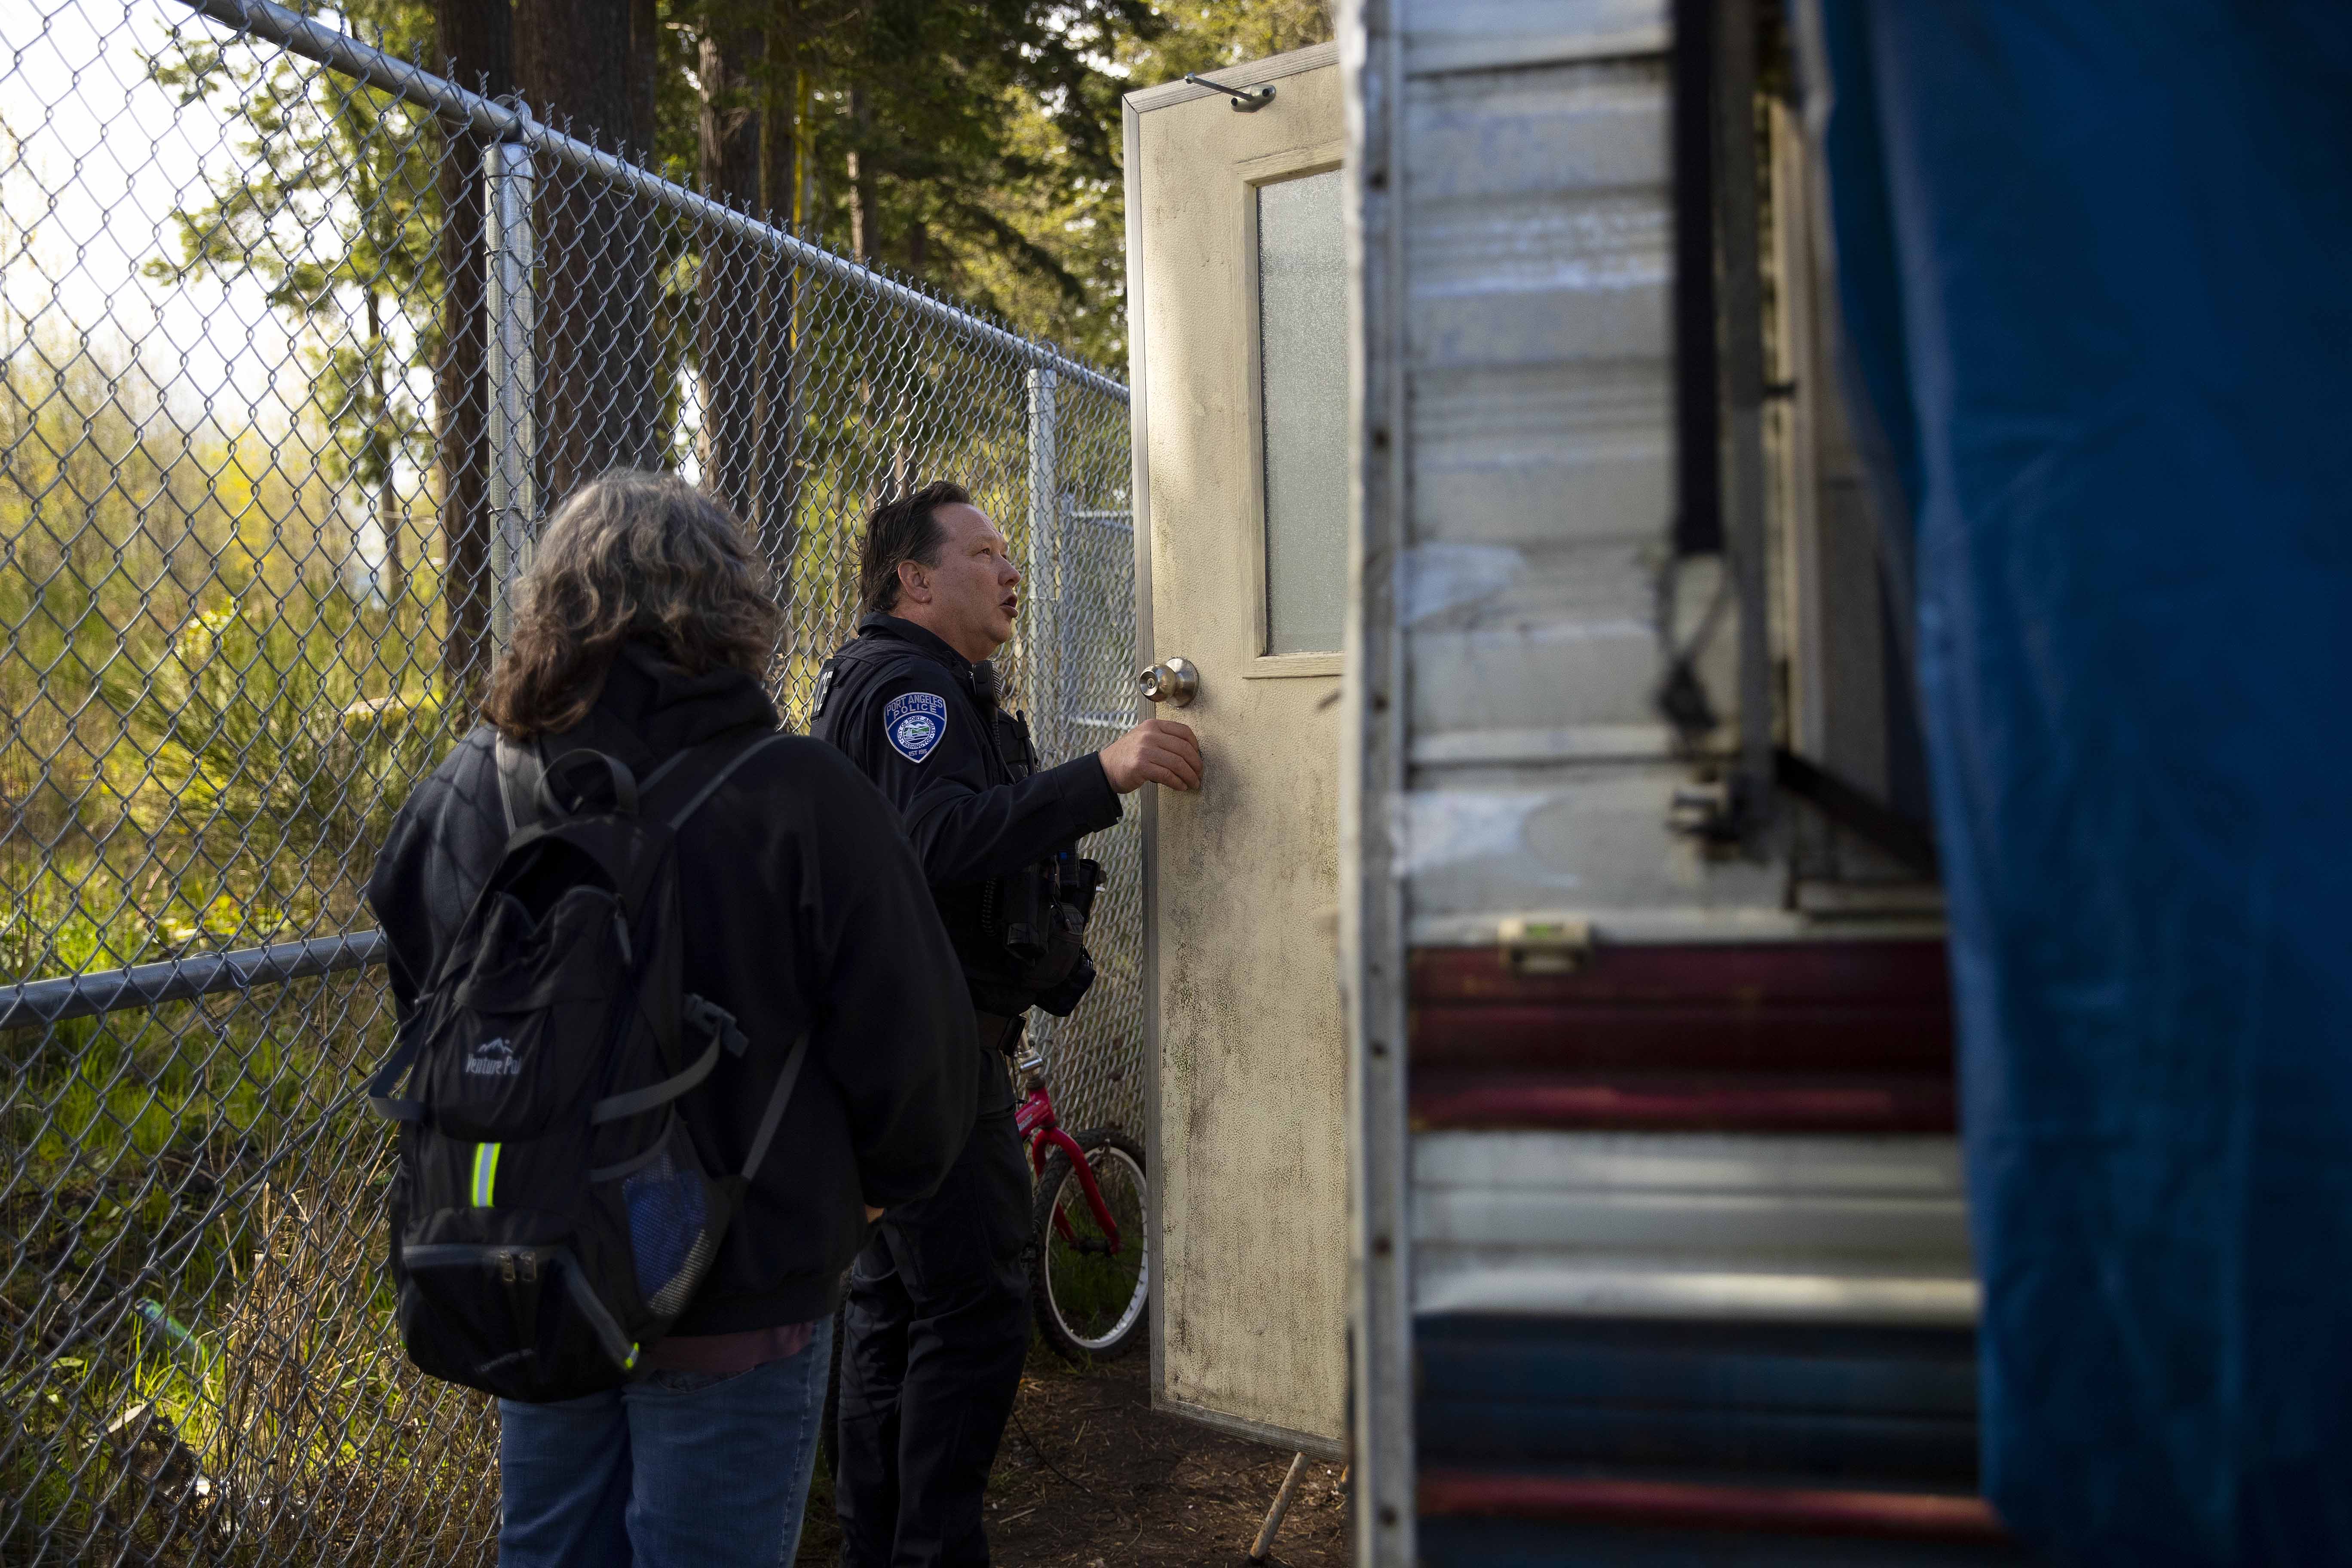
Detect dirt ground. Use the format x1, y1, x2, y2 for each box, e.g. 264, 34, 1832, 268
797, 1344, 1351, 1566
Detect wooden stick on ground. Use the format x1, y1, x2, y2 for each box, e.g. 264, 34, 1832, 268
1247, 1452, 1311, 1563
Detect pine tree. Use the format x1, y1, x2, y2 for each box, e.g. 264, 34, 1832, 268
145, 2, 442, 610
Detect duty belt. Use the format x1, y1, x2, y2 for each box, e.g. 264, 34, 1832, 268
975, 1010, 1027, 1057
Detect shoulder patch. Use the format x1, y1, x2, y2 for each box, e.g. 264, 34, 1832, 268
882, 691, 948, 764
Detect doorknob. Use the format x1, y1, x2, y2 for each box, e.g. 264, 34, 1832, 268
1137, 656, 1199, 707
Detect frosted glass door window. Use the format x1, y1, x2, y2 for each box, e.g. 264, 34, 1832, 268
1257, 169, 1347, 655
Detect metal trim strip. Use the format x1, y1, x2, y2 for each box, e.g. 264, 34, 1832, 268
1411, 1073, 1957, 1134
1341, 0, 1421, 1557
1152, 1391, 1348, 1463
1412, 1264, 1981, 1327
1416, 1471, 2007, 1540
1122, 86, 1172, 1446
1411, 910, 1948, 945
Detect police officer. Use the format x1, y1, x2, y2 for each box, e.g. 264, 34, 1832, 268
812, 479, 1200, 1567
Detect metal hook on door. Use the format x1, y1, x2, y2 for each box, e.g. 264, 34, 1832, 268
1184, 72, 1275, 112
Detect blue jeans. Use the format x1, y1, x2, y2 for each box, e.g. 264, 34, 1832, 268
497, 1316, 832, 1568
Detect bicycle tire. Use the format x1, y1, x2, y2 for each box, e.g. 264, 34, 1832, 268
1029, 1127, 1150, 1364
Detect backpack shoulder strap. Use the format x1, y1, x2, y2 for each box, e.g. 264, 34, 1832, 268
500, 726, 781, 833
655, 728, 804, 1179
365, 1014, 429, 1123
494, 735, 543, 834
664, 731, 789, 830
740, 1032, 809, 1180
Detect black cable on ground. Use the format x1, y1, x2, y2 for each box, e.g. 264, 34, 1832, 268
1011, 1404, 1096, 1495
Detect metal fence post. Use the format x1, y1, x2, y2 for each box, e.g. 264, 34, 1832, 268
486, 140, 536, 647
1025, 366, 1061, 747
1057, 492, 1080, 727
1025, 367, 1059, 1058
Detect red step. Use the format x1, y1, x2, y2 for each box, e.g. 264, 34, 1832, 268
1409, 942, 1957, 1133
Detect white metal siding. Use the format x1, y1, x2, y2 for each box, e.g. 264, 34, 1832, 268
1412, 1130, 1978, 1327
1391, 25, 1791, 947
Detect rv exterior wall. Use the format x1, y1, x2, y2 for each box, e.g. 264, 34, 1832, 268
1388, 35, 1754, 944
1343, 1, 1977, 1562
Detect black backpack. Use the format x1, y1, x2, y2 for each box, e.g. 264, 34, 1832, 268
366, 729, 802, 1402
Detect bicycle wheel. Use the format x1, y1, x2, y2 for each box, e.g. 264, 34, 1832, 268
1030, 1128, 1149, 1363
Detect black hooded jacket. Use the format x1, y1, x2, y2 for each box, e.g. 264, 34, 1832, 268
808, 615, 1123, 1016
364, 643, 977, 1332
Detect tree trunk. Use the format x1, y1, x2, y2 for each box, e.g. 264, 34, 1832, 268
515, 0, 658, 507
755, 15, 806, 629
434, 0, 511, 713
380, 459, 403, 609
628, 0, 659, 158
699, 5, 804, 625
757, 24, 790, 223
367, 286, 402, 608
845, 73, 886, 522
696, 11, 763, 526
847, 86, 877, 263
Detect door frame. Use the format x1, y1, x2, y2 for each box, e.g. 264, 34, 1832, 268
1123, 40, 1348, 1459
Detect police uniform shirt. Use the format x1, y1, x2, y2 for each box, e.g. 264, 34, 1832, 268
809, 614, 1121, 1013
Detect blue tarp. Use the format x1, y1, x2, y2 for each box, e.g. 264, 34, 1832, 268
1810, 6, 2352, 1564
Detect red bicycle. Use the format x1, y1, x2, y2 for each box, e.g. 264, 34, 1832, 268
1015, 1049, 1149, 1362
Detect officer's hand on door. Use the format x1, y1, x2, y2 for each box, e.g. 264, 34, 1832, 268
1099, 719, 1203, 793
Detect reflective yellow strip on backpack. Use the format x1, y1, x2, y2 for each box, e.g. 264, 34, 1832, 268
471, 1143, 501, 1207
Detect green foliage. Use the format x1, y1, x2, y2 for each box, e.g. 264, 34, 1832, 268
143, 5, 442, 585
104, 594, 445, 858
144, 9, 439, 327
1024, 0, 1335, 363
963, 0, 1336, 362
654, 0, 1334, 366
1121, 0, 1337, 79
816, 0, 1164, 330
0, 314, 449, 878
0, 326, 383, 841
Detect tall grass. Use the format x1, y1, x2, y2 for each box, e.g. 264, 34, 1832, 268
0, 319, 963, 1561
0, 320, 496, 1561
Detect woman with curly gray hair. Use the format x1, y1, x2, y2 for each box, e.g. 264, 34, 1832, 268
368, 469, 976, 1566
480, 468, 784, 739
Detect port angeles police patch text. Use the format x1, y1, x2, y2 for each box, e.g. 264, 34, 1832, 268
883, 691, 948, 763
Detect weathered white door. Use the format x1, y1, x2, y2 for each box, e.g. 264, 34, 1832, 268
1124, 47, 1348, 1452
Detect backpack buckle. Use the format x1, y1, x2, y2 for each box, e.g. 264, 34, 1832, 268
683, 993, 750, 1056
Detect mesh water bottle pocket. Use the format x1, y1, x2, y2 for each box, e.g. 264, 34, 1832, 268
621, 1128, 721, 1321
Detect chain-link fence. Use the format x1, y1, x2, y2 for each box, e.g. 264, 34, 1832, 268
0, 1, 1139, 1559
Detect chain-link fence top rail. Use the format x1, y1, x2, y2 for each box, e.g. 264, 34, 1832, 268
1, 1, 1140, 1559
